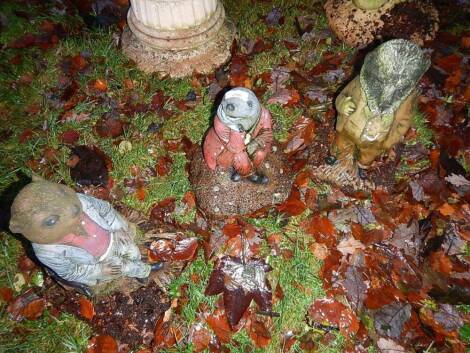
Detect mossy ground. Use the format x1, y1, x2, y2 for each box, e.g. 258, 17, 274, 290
0, 0, 450, 352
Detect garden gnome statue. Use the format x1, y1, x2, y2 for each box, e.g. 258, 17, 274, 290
324, 0, 439, 48
9, 178, 158, 291
203, 87, 273, 185
317, 39, 430, 189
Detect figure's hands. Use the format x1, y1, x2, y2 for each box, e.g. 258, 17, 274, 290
101, 261, 122, 277
246, 138, 263, 156
338, 96, 356, 117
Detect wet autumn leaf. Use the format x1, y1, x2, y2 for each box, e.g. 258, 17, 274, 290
189, 323, 213, 352
277, 187, 306, 216
364, 286, 405, 310
153, 307, 182, 349
19, 128, 34, 144
156, 155, 173, 176
86, 335, 118, 353
60, 130, 80, 144
429, 250, 453, 275
248, 316, 271, 347
223, 222, 242, 238
95, 116, 126, 138
7, 289, 45, 321
17, 255, 36, 272
79, 296, 95, 320
304, 215, 336, 247
419, 304, 463, 338
205, 256, 273, 328
283, 115, 316, 155
148, 237, 198, 262
267, 87, 300, 106
342, 265, 366, 312
307, 298, 359, 336
374, 302, 411, 339
90, 78, 108, 92
150, 197, 176, 224
206, 308, 234, 344
0, 286, 13, 303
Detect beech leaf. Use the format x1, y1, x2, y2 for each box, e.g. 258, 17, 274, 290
205, 256, 273, 328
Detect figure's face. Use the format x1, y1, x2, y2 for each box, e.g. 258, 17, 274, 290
219, 88, 261, 132
10, 182, 83, 244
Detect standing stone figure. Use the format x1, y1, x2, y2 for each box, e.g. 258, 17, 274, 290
317, 39, 430, 189
203, 87, 273, 185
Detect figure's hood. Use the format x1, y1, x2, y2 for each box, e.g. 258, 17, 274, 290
360, 39, 430, 118
218, 87, 261, 132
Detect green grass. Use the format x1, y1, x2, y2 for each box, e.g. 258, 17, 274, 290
0, 311, 91, 353
168, 251, 216, 324
0, 0, 348, 351
411, 111, 435, 148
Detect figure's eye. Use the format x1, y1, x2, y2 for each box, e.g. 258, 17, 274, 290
226, 103, 235, 112
247, 100, 253, 108
43, 215, 59, 227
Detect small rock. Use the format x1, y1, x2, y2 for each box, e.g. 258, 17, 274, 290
147, 122, 162, 133
186, 90, 197, 102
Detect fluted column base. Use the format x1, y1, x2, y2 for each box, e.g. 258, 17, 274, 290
121, 5, 235, 78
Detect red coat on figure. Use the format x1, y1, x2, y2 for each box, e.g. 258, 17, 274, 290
203, 107, 273, 176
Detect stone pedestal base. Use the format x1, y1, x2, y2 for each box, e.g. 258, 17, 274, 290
189, 148, 293, 219
121, 19, 234, 77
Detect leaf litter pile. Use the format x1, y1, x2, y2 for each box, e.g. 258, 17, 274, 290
0, 1, 469, 353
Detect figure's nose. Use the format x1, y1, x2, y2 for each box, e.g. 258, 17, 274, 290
226, 103, 235, 112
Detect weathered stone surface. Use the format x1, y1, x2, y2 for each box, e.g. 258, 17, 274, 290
324, 0, 439, 48
121, 0, 235, 77
189, 147, 293, 219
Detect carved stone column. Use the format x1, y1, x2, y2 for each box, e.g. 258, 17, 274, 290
121, 0, 235, 77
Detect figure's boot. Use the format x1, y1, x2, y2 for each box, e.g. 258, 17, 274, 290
248, 173, 269, 185
150, 262, 164, 271
230, 170, 242, 182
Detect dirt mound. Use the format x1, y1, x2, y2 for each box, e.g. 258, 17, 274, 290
189, 147, 293, 218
